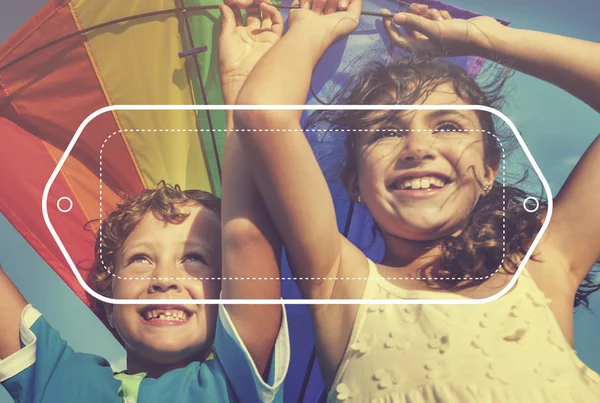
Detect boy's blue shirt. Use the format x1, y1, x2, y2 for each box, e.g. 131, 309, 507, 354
0, 304, 289, 403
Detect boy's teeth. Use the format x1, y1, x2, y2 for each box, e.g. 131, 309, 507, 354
144, 309, 190, 321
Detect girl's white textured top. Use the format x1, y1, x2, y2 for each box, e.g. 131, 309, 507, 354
328, 260, 600, 403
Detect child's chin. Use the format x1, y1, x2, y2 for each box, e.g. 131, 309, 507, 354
148, 334, 202, 350
388, 222, 456, 242
145, 343, 208, 363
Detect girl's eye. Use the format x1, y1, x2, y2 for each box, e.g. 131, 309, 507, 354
128, 253, 150, 265
183, 253, 208, 266
434, 122, 462, 133
373, 128, 404, 140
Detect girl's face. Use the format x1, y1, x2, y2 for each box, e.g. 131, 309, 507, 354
105, 205, 221, 365
356, 82, 498, 241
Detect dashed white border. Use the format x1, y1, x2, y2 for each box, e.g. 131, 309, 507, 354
42, 105, 553, 305
99, 128, 507, 282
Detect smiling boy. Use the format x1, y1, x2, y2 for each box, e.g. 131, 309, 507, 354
0, 182, 289, 403
0, 2, 290, 401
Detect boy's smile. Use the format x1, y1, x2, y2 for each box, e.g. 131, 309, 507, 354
105, 205, 222, 365
138, 305, 194, 326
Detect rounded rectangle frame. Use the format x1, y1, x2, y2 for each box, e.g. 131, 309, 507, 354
42, 105, 553, 305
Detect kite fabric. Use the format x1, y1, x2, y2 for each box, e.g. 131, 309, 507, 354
0, 0, 508, 401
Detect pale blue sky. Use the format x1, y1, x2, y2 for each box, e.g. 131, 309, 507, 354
1, 1, 599, 402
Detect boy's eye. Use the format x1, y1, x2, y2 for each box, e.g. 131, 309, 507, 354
434, 122, 462, 133
128, 253, 151, 265
183, 253, 208, 266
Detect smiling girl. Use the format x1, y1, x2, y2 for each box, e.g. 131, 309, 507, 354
234, 0, 600, 401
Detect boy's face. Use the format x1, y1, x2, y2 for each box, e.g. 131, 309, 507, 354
106, 205, 221, 365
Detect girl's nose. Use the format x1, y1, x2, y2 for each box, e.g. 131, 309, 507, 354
400, 131, 435, 162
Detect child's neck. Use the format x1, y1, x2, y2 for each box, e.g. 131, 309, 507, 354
380, 233, 443, 272
125, 350, 204, 379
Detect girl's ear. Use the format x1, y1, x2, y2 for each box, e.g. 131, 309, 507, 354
482, 160, 500, 194
341, 166, 361, 201
350, 179, 362, 203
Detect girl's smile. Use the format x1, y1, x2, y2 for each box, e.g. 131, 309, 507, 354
388, 170, 453, 199
356, 82, 497, 241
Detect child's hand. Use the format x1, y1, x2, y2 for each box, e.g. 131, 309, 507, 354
298, 0, 349, 14
218, 1, 284, 104
288, 0, 362, 45
383, 3, 503, 57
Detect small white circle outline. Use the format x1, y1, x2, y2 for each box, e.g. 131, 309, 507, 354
57, 197, 73, 213
523, 196, 540, 213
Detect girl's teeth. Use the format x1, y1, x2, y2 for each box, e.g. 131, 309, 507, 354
397, 177, 446, 190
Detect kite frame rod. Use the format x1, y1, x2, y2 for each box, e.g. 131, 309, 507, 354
0, 3, 406, 72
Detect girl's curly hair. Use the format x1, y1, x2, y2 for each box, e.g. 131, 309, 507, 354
88, 181, 221, 315
305, 55, 599, 307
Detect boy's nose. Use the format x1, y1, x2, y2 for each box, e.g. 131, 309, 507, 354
149, 281, 181, 293
148, 264, 183, 294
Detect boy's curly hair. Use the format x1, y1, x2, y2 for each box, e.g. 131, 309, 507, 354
306, 56, 600, 307
88, 181, 221, 314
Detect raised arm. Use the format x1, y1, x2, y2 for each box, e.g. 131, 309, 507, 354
219, 1, 284, 376
484, 28, 600, 113
234, 0, 363, 299
545, 134, 600, 286
0, 263, 28, 359
384, 3, 600, 112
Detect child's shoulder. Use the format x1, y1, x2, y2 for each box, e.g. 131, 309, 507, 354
0, 304, 119, 403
